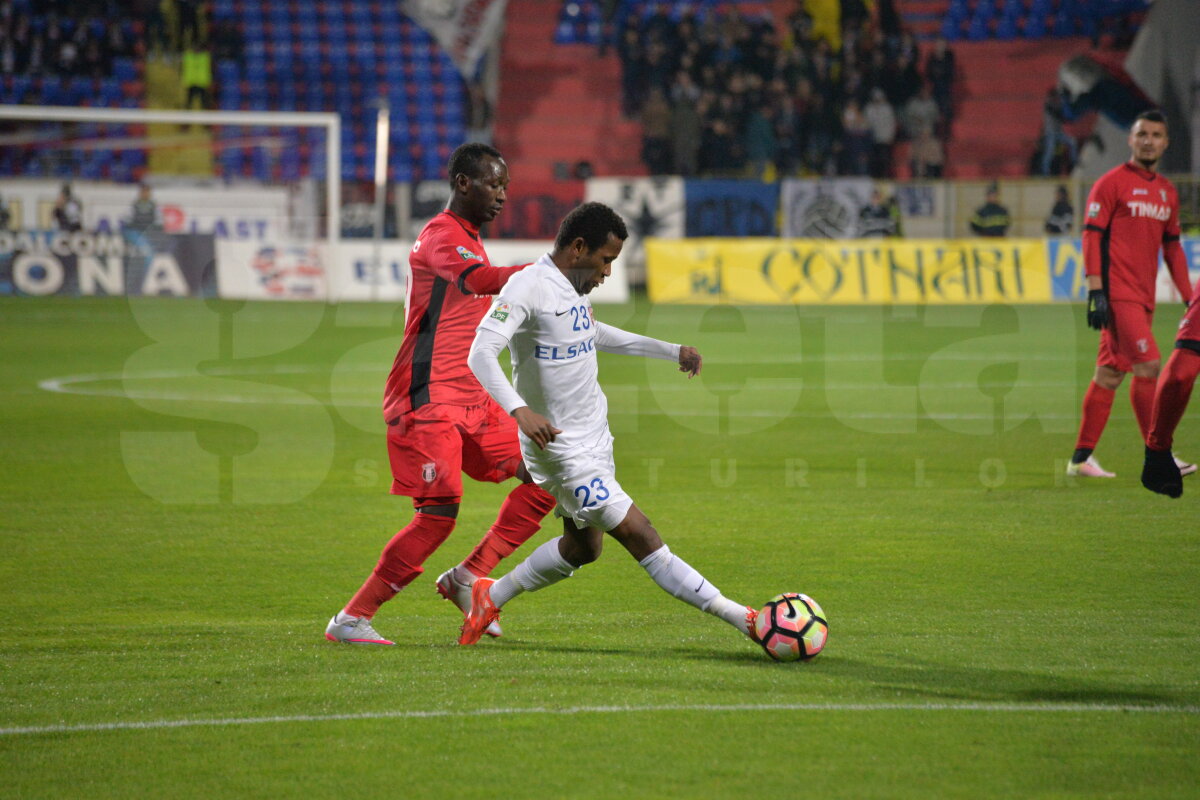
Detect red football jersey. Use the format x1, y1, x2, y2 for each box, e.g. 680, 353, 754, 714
1083, 163, 1183, 309
383, 210, 523, 424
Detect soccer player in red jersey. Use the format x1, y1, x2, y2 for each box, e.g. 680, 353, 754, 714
1066, 110, 1195, 480
1142, 282, 1200, 498
325, 143, 557, 645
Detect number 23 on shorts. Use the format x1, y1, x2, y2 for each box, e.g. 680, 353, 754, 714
573, 476, 610, 508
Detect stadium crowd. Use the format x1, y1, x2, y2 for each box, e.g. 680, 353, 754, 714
0, 0, 140, 84
617, 3, 957, 179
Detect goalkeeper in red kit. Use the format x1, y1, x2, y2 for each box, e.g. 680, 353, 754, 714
1066, 110, 1195, 480
325, 143, 557, 644
1142, 284, 1200, 497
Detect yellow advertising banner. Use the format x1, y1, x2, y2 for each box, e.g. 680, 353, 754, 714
646, 238, 1053, 304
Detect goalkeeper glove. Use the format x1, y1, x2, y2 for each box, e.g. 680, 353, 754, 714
1086, 289, 1110, 330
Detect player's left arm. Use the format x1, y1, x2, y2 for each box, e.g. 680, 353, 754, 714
460, 262, 528, 295
594, 322, 702, 377
429, 235, 526, 295
1164, 197, 1192, 304
1164, 238, 1191, 304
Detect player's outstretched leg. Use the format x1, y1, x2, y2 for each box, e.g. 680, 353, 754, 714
609, 505, 758, 643
458, 535, 576, 645
437, 568, 503, 638
1142, 446, 1183, 498
437, 482, 556, 638
326, 510, 457, 644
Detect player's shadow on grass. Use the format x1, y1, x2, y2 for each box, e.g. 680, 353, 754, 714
505, 640, 792, 665
815, 656, 1183, 706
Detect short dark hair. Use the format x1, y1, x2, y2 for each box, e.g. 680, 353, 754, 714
555, 202, 629, 252
1135, 109, 1167, 128
447, 142, 502, 185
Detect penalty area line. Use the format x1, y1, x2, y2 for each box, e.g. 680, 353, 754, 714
4, 701, 1198, 737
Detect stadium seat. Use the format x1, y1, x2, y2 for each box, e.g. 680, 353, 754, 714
966, 16, 990, 40
1023, 11, 1047, 37
940, 16, 963, 40
38, 75, 63, 105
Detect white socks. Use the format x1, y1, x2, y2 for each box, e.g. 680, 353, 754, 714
487, 539, 751, 635
639, 545, 751, 634
489, 536, 575, 608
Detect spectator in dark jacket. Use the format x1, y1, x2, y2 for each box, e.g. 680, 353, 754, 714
970, 186, 1011, 237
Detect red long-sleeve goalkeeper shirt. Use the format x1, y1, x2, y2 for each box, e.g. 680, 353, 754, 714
1083, 162, 1191, 309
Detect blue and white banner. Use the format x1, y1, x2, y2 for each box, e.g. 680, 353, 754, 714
781, 178, 874, 239
0, 230, 216, 296
1048, 236, 1200, 302
585, 176, 685, 284
684, 179, 778, 237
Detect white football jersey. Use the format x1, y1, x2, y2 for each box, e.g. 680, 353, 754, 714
476, 255, 610, 458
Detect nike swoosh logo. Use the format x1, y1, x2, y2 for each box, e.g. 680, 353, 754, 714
694, 579, 705, 592
555, 309, 570, 316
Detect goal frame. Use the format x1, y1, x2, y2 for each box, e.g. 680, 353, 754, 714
0, 104, 342, 293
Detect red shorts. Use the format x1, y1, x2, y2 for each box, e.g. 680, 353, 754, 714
387, 400, 521, 506
1175, 297, 1200, 345
1097, 300, 1159, 372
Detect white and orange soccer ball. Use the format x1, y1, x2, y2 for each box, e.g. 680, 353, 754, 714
753, 593, 828, 662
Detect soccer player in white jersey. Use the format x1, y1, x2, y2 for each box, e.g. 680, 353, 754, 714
459, 201, 760, 648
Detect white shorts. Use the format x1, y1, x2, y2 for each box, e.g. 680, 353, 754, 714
525, 443, 632, 532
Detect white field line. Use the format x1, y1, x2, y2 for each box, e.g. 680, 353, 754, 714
3, 701, 1197, 737
37, 366, 1081, 420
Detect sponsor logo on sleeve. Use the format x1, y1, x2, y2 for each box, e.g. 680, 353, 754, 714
1087, 202, 1101, 219
456, 245, 481, 261
489, 302, 511, 322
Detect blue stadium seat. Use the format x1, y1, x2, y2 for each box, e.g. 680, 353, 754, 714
80, 153, 103, 180
38, 75, 63, 104
995, 15, 1018, 39
940, 15, 963, 40
219, 146, 243, 177
1023, 11, 1047, 37
112, 58, 138, 82
216, 59, 240, 83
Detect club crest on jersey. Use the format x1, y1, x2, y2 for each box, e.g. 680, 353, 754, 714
456, 245, 481, 261
1137, 338, 1150, 354
422, 462, 437, 482
490, 302, 511, 321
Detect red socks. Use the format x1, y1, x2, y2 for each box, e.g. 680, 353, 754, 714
461, 483, 558, 578
1147, 349, 1200, 451
343, 483, 556, 618
1130, 376, 1157, 441
344, 574, 398, 619
1074, 381, 1116, 452
344, 512, 457, 618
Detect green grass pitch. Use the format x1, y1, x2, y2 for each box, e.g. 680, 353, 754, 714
2, 295, 1198, 798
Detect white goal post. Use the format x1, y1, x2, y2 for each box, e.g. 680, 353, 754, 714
0, 104, 343, 291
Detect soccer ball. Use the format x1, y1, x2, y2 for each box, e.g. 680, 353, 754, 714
753, 593, 828, 662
